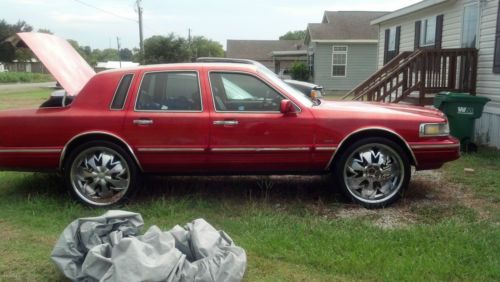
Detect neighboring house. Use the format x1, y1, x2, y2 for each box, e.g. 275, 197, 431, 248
5, 58, 46, 73
305, 11, 388, 92
95, 61, 139, 72
370, 0, 500, 148
226, 40, 307, 73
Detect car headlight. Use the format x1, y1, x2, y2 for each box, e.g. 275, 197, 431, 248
419, 122, 450, 137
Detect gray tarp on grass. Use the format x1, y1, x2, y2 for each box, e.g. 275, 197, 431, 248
51, 210, 246, 282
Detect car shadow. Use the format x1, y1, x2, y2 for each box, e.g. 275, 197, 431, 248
137, 174, 343, 204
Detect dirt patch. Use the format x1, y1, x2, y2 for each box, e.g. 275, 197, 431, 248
409, 170, 494, 220
335, 207, 416, 229
310, 169, 492, 229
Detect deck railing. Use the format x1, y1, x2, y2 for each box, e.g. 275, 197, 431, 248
342, 48, 478, 105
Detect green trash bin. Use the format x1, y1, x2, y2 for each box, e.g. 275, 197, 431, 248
434, 92, 490, 150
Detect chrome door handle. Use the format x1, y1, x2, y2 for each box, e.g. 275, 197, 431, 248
213, 120, 239, 126
133, 119, 153, 125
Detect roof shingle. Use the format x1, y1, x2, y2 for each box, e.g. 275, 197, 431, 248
226, 40, 305, 60
309, 11, 388, 41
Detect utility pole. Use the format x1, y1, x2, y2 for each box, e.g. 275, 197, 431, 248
116, 37, 122, 68
136, 0, 144, 64
188, 28, 193, 61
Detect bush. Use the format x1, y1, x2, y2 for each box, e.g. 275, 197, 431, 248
289, 62, 310, 82
0, 72, 53, 83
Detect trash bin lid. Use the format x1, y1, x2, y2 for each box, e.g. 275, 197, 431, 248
435, 92, 490, 109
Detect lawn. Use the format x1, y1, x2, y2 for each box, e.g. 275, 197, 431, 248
0, 88, 52, 110
0, 88, 499, 281
0, 72, 53, 84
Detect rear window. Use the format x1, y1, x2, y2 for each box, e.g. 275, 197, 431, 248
136, 71, 201, 111
110, 74, 134, 109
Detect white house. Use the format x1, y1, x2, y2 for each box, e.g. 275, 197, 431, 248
371, 0, 500, 148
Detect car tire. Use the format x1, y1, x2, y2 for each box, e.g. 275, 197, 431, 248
64, 140, 140, 207
333, 137, 411, 209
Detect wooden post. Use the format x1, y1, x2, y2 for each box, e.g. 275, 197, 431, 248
419, 52, 426, 105
448, 54, 456, 90
470, 49, 478, 95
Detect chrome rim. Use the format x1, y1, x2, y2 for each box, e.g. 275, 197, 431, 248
70, 147, 130, 206
343, 143, 404, 204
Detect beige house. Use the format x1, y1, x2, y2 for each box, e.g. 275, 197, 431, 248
368, 0, 500, 148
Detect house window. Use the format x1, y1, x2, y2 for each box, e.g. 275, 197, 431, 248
462, 3, 479, 48
420, 17, 437, 46
388, 27, 397, 51
332, 46, 347, 77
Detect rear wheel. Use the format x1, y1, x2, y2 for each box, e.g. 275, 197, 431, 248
333, 137, 411, 208
64, 141, 140, 207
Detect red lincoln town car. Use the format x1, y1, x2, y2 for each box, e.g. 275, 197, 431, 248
0, 33, 460, 208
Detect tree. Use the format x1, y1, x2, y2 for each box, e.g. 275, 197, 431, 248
98, 48, 120, 61
119, 48, 133, 61
189, 36, 224, 59
279, 30, 306, 40
37, 28, 52, 34
0, 19, 34, 63
289, 62, 309, 81
143, 34, 190, 64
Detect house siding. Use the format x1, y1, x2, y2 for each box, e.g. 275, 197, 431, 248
313, 43, 378, 91
375, 0, 500, 148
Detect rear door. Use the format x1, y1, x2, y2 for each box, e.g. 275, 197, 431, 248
206, 70, 315, 172
123, 69, 209, 173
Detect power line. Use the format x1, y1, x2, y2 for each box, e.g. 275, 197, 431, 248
72, 0, 138, 23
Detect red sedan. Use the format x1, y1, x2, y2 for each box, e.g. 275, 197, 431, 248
0, 33, 460, 208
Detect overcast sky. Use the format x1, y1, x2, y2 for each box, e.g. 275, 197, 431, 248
1, 0, 421, 50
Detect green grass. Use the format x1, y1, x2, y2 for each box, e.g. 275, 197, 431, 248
0, 88, 52, 110
0, 87, 499, 281
443, 148, 500, 202
0, 72, 53, 83
0, 164, 499, 281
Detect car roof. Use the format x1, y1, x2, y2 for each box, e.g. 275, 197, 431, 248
98, 62, 258, 75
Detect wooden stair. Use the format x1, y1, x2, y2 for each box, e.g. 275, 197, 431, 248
342, 48, 478, 106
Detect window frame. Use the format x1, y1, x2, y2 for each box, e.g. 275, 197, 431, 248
133, 70, 203, 113
110, 73, 135, 110
331, 45, 348, 77
420, 16, 437, 47
207, 70, 301, 114
461, 2, 480, 48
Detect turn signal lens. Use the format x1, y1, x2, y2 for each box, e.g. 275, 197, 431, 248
310, 90, 318, 100
419, 123, 450, 137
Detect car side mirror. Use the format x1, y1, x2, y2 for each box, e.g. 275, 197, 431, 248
280, 99, 296, 115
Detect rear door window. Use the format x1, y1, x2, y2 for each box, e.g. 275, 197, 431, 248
136, 71, 202, 111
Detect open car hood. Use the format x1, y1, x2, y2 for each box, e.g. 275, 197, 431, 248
10, 32, 95, 96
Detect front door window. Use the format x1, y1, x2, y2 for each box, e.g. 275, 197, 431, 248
209, 72, 284, 112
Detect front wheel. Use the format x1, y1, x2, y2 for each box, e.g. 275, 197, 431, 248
333, 137, 411, 208
64, 141, 140, 207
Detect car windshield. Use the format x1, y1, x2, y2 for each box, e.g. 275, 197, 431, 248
257, 66, 314, 107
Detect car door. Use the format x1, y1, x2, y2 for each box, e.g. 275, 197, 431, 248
123, 69, 209, 173
207, 70, 315, 172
